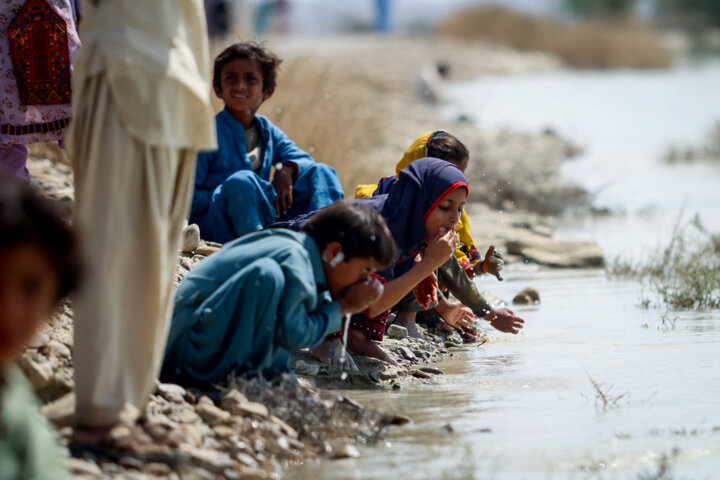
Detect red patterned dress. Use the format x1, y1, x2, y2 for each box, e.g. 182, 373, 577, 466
0, 0, 80, 179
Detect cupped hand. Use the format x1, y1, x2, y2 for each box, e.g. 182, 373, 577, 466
272, 166, 294, 217
483, 307, 524, 334
336, 277, 384, 315
421, 228, 458, 272
413, 272, 438, 309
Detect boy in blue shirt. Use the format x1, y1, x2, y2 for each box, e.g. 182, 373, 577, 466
191, 42, 344, 243
161, 201, 396, 384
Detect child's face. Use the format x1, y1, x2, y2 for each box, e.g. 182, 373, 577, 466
214, 58, 274, 118
322, 243, 383, 297
0, 244, 59, 367
424, 187, 467, 239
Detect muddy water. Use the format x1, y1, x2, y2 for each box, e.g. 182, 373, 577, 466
291, 61, 720, 479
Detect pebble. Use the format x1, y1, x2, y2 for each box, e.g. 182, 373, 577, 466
181, 224, 201, 253
232, 401, 269, 419
293, 359, 320, 376
16, 356, 53, 391
42, 392, 75, 428
213, 425, 235, 439
398, 346, 416, 360
513, 286, 541, 305
144, 463, 172, 476
235, 452, 258, 467
27, 332, 49, 348
157, 382, 186, 403
41, 340, 71, 358
196, 402, 231, 424
387, 324, 408, 339
418, 366, 444, 375
190, 449, 235, 474
220, 389, 249, 414
411, 369, 431, 379
66, 458, 104, 478
195, 245, 221, 256
269, 415, 299, 439
330, 443, 360, 459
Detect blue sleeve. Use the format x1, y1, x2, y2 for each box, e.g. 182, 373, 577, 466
275, 251, 343, 351
190, 150, 215, 221
269, 123, 315, 175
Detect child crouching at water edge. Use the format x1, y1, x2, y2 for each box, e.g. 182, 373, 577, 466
0, 176, 81, 479
161, 201, 396, 385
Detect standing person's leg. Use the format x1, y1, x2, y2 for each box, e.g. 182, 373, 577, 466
69, 73, 196, 428
0, 144, 30, 181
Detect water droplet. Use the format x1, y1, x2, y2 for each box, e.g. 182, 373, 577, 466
499, 210, 503, 214
276, 107, 283, 115
275, 162, 283, 170
370, 235, 376, 241
309, 146, 315, 154
340, 372, 348, 380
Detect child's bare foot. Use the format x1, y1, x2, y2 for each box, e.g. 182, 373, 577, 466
346, 328, 398, 366
309, 338, 359, 371
434, 298, 475, 330
392, 311, 425, 339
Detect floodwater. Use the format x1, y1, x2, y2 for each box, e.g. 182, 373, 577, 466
291, 60, 720, 479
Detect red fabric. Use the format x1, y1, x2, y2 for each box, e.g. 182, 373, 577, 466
423, 181, 469, 220
8, 0, 72, 106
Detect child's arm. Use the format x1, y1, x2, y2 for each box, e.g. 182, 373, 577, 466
190, 150, 215, 221
366, 228, 457, 317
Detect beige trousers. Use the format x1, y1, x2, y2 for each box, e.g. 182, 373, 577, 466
68, 73, 196, 427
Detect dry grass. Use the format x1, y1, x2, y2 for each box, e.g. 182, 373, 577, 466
438, 5, 673, 69
663, 120, 720, 164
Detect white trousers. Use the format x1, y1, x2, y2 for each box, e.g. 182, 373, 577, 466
68, 73, 196, 427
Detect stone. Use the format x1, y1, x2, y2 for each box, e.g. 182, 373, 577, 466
235, 452, 258, 467
411, 369, 431, 379
181, 224, 201, 253
41, 340, 71, 359
157, 382, 186, 403
387, 324, 409, 339
42, 392, 75, 428
513, 286, 541, 305
398, 346, 416, 360
418, 366, 444, 375
232, 401, 269, 419
16, 356, 52, 391
293, 359, 320, 376
506, 233, 604, 268
66, 458, 104, 478
118, 403, 141, 425
220, 389, 249, 414
166, 424, 201, 448
269, 415, 298, 439
176, 407, 200, 424
145, 462, 172, 476
190, 449, 235, 473
330, 443, 360, 459
382, 414, 411, 426
212, 425, 235, 439
196, 402, 231, 424
195, 245, 221, 256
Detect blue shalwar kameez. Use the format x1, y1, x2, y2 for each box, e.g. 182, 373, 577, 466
160, 229, 343, 384
190, 109, 344, 243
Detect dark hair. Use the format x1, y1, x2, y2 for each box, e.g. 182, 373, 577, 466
426, 131, 469, 166
213, 41, 282, 92
303, 201, 396, 269
0, 176, 81, 299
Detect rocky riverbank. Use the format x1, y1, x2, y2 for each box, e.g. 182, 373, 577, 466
20, 34, 606, 480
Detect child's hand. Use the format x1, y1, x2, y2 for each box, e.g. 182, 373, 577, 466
479, 246, 505, 281
336, 277, 384, 315
483, 307, 524, 334
413, 272, 438, 309
421, 228, 458, 272
272, 166, 294, 217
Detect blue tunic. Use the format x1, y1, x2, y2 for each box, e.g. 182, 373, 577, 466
190, 109, 344, 243
161, 229, 343, 384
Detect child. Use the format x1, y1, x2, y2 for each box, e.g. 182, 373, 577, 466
356, 131, 511, 338
0, 176, 80, 478
190, 42, 344, 243
0, 0, 81, 181
161, 201, 396, 385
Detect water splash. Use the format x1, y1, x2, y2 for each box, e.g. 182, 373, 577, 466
339, 314, 351, 380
